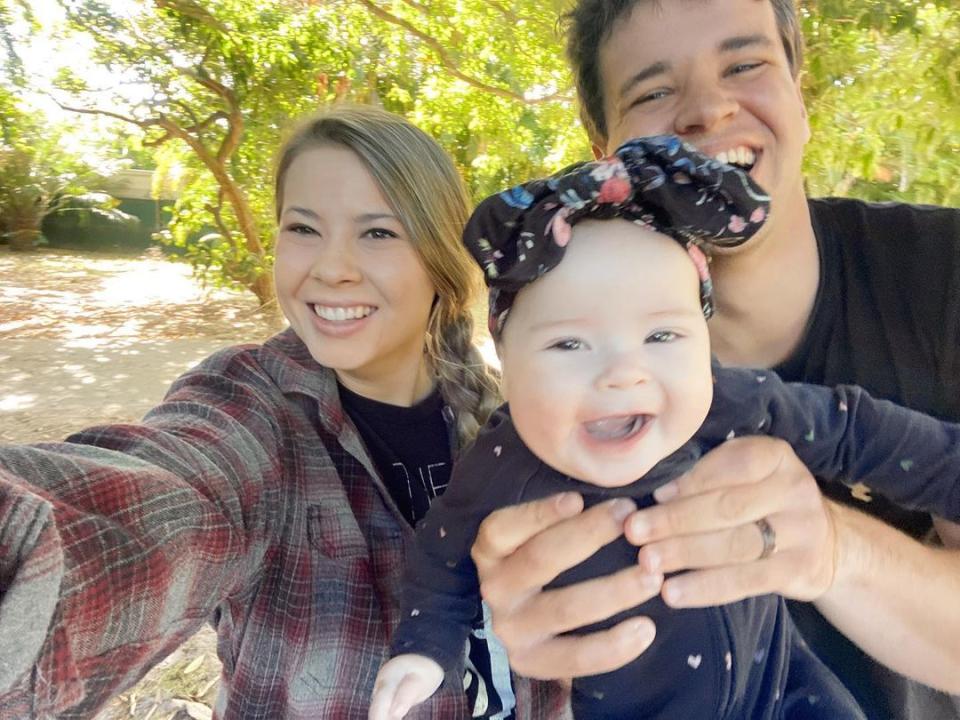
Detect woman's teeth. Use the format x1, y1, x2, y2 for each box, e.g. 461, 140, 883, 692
312, 304, 374, 322
584, 415, 646, 440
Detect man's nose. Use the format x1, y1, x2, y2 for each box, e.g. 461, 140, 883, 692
673, 82, 739, 137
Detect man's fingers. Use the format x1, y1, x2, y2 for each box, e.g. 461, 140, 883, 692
477, 498, 636, 609
494, 565, 663, 646
471, 492, 585, 574
637, 519, 777, 573
654, 436, 792, 502
628, 475, 803, 545
509, 616, 657, 680
660, 556, 794, 608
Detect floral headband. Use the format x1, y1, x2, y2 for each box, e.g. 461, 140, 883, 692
462, 135, 771, 338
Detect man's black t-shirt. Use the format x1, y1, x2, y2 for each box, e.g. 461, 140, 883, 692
776, 198, 960, 720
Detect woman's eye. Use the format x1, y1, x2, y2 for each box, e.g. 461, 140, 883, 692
646, 330, 679, 344
549, 338, 585, 351
365, 227, 399, 240
286, 223, 316, 236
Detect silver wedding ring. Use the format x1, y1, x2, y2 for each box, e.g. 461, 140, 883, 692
755, 517, 777, 560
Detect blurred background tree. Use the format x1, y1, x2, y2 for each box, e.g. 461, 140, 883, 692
3, 0, 957, 304
0, 0, 135, 251
802, 0, 960, 204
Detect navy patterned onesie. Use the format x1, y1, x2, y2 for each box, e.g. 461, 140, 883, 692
390, 363, 960, 719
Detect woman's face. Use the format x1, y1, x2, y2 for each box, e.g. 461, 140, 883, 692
274, 145, 437, 403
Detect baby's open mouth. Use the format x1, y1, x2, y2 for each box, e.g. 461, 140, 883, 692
584, 414, 649, 441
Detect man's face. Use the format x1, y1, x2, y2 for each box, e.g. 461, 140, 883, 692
596, 0, 810, 237
498, 220, 714, 488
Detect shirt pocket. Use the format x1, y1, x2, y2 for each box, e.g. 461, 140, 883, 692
307, 501, 369, 560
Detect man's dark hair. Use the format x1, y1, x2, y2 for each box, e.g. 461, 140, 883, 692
562, 0, 804, 146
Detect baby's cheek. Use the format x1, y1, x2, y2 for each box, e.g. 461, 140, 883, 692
510, 397, 570, 467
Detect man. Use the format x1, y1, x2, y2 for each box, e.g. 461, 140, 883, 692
471, 1, 960, 718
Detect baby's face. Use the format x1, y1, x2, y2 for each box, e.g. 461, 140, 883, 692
498, 219, 714, 487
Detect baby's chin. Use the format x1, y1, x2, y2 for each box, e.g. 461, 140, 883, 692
563, 459, 660, 489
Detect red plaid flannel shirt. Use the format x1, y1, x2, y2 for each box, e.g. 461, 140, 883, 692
0, 329, 569, 719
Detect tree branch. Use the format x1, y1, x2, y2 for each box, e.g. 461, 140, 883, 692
52, 97, 159, 130
353, 0, 567, 104
204, 190, 233, 242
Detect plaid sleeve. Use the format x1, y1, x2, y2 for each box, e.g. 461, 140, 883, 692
0, 347, 285, 717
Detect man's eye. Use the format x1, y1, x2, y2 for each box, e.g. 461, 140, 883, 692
549, 338, 585, 351
728, 61, 764, 76
631, 88, 671, 106
646, 330, 679, 344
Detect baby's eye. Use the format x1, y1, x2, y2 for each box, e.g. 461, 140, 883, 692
549, 338, 585, 351
646, 330, 679, 344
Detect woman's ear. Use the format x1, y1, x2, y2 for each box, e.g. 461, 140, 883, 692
495, 343, 508, 398
795, 78, 811, 145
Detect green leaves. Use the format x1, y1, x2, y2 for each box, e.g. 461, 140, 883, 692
803, 2, 960, 205
8, 0, 954, 295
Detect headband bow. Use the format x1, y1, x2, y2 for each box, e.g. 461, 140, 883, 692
463, 135, 770, 338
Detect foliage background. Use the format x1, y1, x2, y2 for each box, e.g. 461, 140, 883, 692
2, 0, 958, 301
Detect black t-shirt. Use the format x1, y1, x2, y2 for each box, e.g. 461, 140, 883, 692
339, 384, 516, 717
776, 197, 960, 720
337, 383, 451, 526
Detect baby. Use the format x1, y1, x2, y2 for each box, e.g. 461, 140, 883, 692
369, 137, 960, 720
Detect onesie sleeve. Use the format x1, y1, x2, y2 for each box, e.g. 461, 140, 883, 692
705, 364, 960, 521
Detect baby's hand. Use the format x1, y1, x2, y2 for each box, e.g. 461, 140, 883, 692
368, 654, 444, 720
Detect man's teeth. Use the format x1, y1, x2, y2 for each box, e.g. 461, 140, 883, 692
584, 415, 644, 440
714, 147, 756, 169
312, 304, 374, 322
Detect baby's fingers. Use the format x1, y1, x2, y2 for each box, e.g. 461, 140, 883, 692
391, 673, 442, 718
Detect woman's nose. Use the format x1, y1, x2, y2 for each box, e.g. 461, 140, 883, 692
308, 236, 362, 285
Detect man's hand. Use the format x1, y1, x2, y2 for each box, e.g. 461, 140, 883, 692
471, 493, 662, 680
628, 435, 838, 607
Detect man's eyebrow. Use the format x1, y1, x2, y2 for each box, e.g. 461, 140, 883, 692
719, 34, 773, 53
617, 61, 670, 102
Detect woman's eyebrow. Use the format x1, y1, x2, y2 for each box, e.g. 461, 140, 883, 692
284, 206, 319, 220
355, 212, 400, 223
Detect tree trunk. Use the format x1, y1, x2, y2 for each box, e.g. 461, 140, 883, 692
8, 229, 41, 251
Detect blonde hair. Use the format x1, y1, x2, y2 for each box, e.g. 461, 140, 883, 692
275, 105, 500, 445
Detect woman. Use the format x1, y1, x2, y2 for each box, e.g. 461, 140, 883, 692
0, 106, 566, 719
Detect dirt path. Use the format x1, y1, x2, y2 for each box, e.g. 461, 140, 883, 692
0, 247, 279, 719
